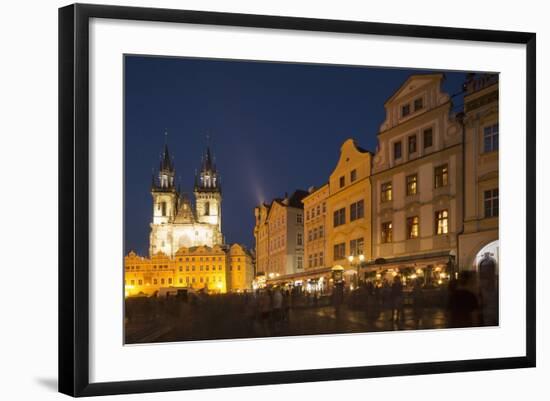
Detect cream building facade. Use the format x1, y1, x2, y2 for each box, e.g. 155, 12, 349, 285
253, 191, 307, 278
458, 74, 499, 275
369, 74, 463, 279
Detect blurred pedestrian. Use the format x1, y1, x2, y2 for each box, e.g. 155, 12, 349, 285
390, 275, 404, 322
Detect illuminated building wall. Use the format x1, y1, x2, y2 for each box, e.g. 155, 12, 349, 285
371, 73, 464, 267
124, 244, 254, 297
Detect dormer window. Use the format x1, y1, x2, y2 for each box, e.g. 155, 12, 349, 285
401, 104, 410, 117
414, 97, 424, 111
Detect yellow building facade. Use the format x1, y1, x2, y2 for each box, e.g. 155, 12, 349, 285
124, 244, 253, 297
325, 139, 373, 283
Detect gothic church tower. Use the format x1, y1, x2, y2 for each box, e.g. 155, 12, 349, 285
194, 145, 223, 244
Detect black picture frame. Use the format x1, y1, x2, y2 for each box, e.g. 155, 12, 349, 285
59, 3, 536, 397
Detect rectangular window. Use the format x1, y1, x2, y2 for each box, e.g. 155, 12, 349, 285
160, 278, 165, 285
381, 222, 393, 243
401, 104, 410, 117
313, 253, 318, 267
308, 230, 312, 241
350, 199, 365, 221
408, 135, 417, 154
308, 254, 313, 268
423, 128, 433, 148
350, 237, 364, 256
322, 202, 326, 213
394, 141, 402, 160
407, 216, 419, 239
435, 210, 449, 235
296, 256, 303, 269
333, 243, 346, 260
297, 232, 303, 246
406, 174, 418, 195
339, 176, 345, 188
319, 252, 324, 266
306, 210, 310, 220
168, 278, 172, 284
414, 97, 423, 111
333, 208, 346, 227
153, 279, 157, 285
138, 279, 143, 285
483, 123, 499, 152
160, 201, 167, 216
297, 213, 303, 223
484, 188, 499, 218
313, 227, 318, 240
319, 225, 324, 238
381, 182, 393, 202
434, 164, 449, 188
350, 169, 357, 182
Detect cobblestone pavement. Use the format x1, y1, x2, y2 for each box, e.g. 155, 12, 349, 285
125, 297, 493, 344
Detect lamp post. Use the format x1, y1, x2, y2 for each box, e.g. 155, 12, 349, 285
348, 254, 365, 289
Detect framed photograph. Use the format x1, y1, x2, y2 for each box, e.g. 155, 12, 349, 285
58, 3, 536, 397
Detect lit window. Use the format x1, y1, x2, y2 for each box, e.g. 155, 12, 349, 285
406, 174, 418, 195
434, 164, 449, 188
484, 124, 499, 152
407, 216, 419, 239
381, 222, 393, 243
381, 182, 393, 202
435, 210, 449, 235
484, 188, 499, 217
350, 237, 364, 256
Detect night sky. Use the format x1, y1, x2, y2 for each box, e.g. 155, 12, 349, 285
124, 55, 467, 255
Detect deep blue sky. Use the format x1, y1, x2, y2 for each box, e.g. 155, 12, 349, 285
124, 55, 467, 255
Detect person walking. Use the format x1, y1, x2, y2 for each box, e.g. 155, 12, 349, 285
390, 275, 404, 323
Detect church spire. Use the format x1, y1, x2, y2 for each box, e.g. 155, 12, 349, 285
153, 132, 175, 191
195, 135, 220, 192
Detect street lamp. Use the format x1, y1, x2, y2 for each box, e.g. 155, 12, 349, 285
348, 254, 365, 288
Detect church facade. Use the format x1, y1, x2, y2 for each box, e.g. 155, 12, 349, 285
149, 143, 223, 257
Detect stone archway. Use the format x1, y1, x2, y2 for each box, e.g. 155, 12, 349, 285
474, 240, 499, 292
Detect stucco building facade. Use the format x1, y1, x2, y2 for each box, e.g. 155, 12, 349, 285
368, 74, 463, 281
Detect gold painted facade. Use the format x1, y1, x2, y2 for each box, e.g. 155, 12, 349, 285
325, 139, 372, 273
124, 244, 253, 297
